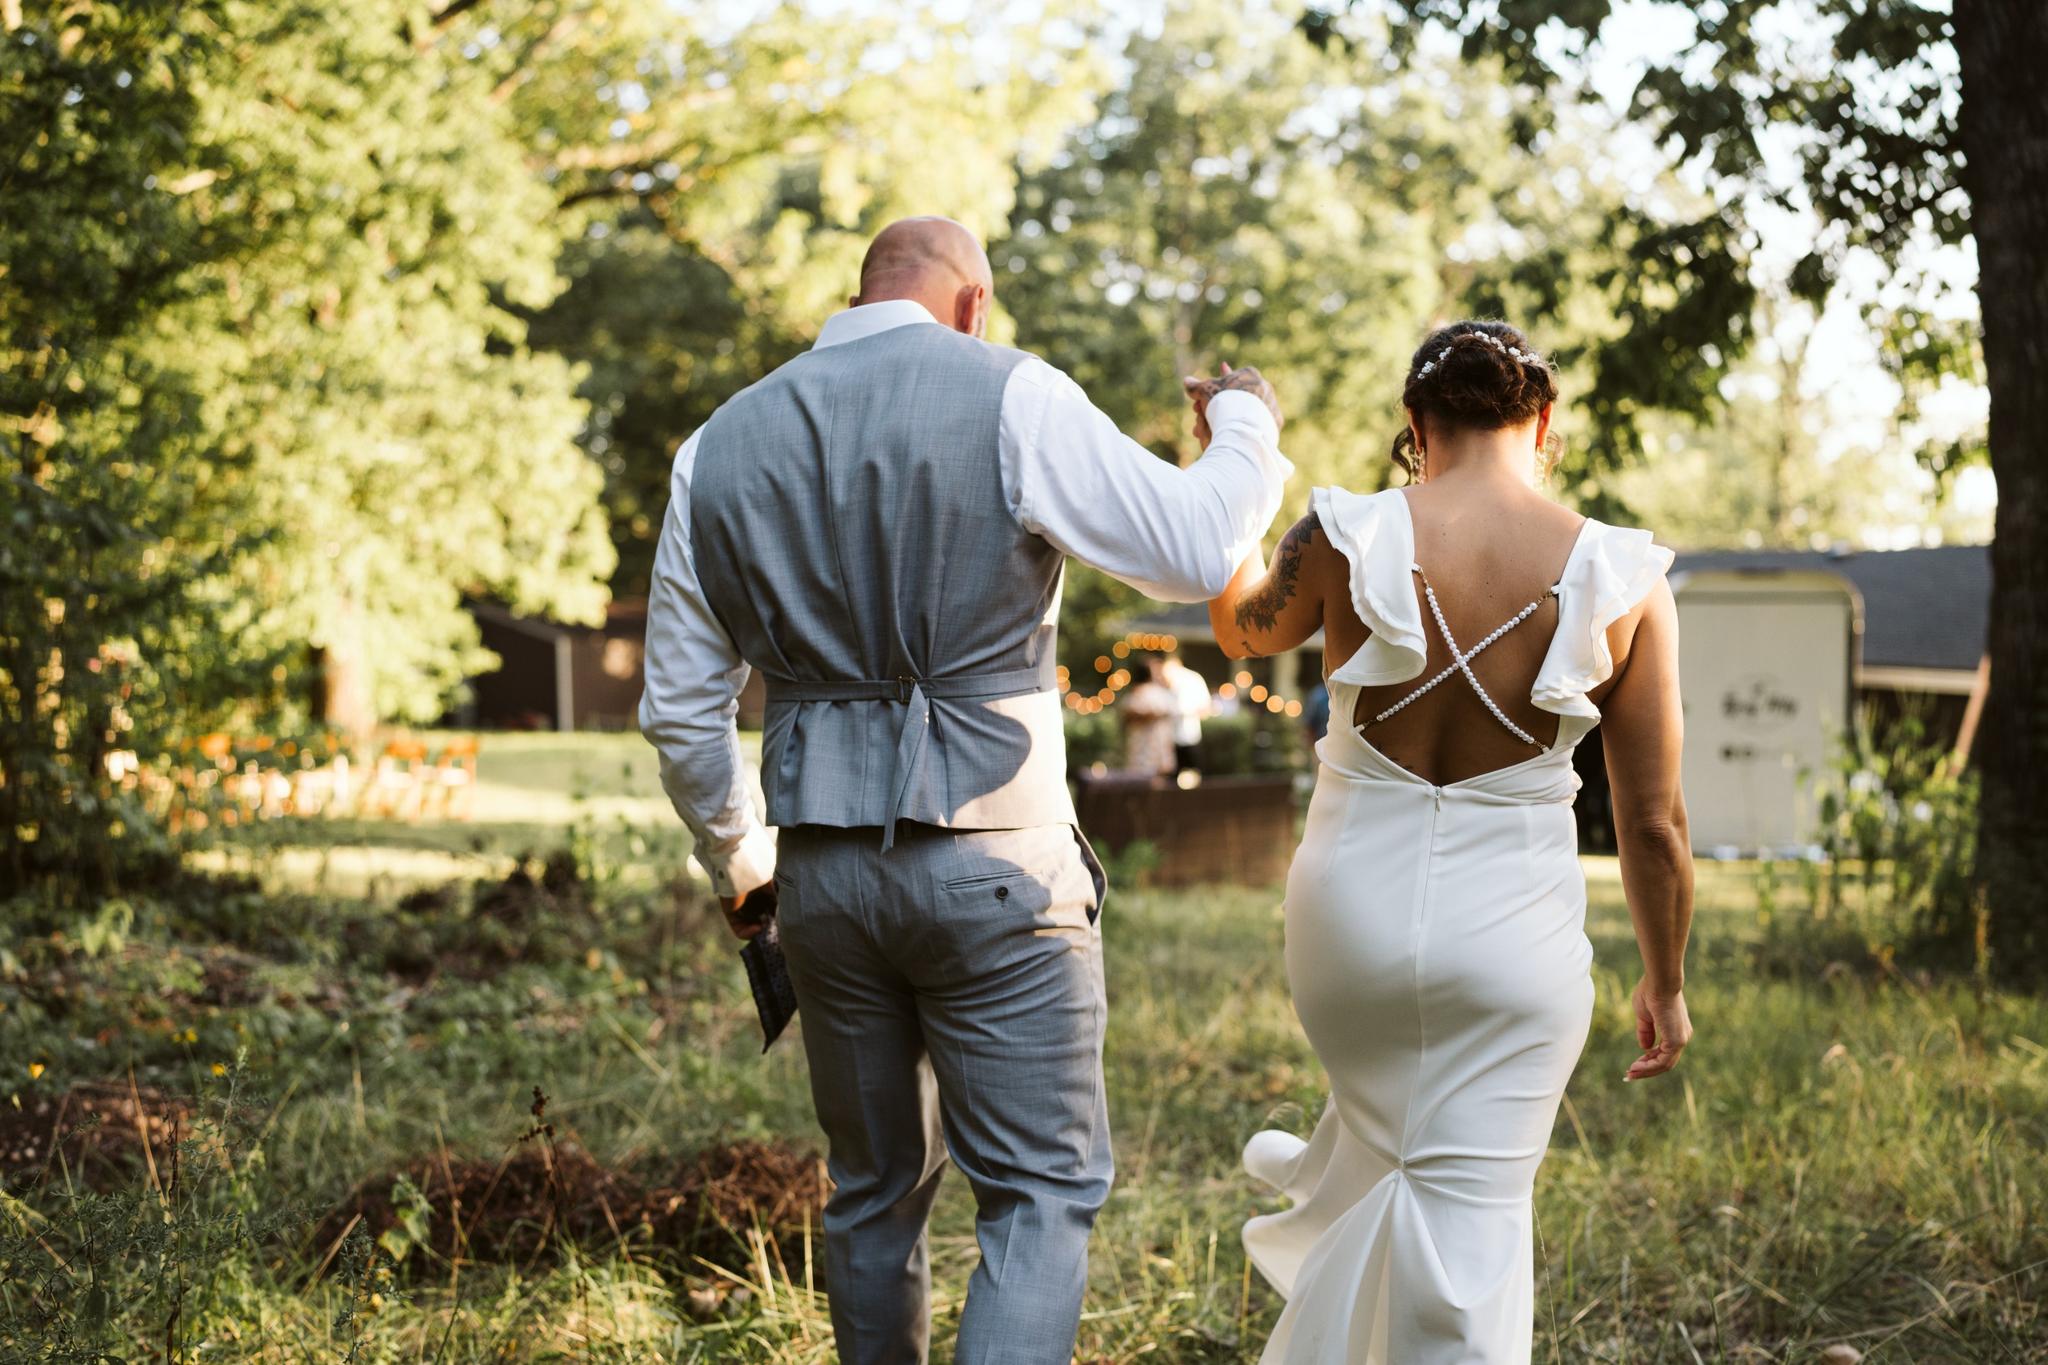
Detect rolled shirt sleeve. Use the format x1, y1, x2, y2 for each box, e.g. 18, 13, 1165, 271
999, 357, 1292, 602
637, 431, 777, 899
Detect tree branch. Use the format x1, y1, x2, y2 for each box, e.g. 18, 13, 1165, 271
407, 0, 485, 50
427, 0, 485, 31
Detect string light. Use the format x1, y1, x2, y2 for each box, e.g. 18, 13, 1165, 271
1058, 632, 1308, 725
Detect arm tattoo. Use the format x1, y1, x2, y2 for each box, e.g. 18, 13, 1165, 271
1234, 512, 1321, 639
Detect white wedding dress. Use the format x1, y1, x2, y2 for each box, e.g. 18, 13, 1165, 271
1245, 486, 1672, 1363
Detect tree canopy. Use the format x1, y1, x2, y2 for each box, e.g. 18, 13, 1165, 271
1304, 0, 2039, 980
1, 0, 2004, 908
3, 1, 614, 888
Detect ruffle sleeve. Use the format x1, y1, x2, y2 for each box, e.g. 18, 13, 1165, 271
1530, 520, 1675, 724
1313, 486, 1429, 688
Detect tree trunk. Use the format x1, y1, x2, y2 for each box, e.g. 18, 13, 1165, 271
1956, 1, 2048, 984
313, 592, 378, 740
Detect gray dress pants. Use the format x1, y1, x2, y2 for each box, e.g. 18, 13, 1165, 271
774, 821, 1111, 1365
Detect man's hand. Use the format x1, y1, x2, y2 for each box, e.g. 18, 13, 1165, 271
719, 879, 778, 941
1183, 362, 1284, 444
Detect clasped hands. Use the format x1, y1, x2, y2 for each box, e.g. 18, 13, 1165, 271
1184, 362, 1284, 446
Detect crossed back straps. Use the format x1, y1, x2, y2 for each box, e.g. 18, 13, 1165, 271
1362, 565, 1554, 750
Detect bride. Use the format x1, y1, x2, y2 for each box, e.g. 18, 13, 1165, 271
1203, 321, 1695, 1363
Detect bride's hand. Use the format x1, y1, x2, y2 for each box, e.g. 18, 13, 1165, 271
1183, 362, 1284, 449
1625, 978, 1691, 1081
1183, 363, 1227, 447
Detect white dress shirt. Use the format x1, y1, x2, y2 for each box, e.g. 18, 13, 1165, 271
639, 298, 1291, 898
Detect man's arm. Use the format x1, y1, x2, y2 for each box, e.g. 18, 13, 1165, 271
638, 431, 777, 937
1000, 358, 1292, 602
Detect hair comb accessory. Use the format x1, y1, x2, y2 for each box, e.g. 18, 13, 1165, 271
1413, 333, 1545, 381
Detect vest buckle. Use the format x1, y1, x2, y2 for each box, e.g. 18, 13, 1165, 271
895, 676, 918, 704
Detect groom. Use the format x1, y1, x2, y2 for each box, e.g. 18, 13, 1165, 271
640, 216, 1288, 1364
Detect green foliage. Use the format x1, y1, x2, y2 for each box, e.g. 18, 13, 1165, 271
0, 1064, 315, 1362
1000, 0, 1650, 502
1313, 0, 1978, 470
1613, 303, 1991, 549
1, 1, 253, 896
518, 2, 1104, 592
1196, 710, 1309, 777
173, 3, 614, 722
1062, 708, 1123, 774
1812, 710, 1983, 971
4, 775, 2047, 1357
1, 2, 616, 893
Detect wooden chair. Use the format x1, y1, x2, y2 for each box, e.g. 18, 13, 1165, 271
365, 737, 429, 818
426, 735, 481, 819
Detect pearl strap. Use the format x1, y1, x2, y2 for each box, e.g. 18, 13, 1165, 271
1367, 567, 1551, 749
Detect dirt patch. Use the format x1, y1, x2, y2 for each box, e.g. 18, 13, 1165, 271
471, 850, 588, 927
641, 1139, 831, 1263
380, 853, 594, 984
316, 1137, 827, 1273
0, 1082, 194, 1187
314, 1141, 639, 1267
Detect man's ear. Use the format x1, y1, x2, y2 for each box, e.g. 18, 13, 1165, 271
955, 282, 989, 338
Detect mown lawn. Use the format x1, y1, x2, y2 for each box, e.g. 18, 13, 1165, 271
4, 733, 2044, 1361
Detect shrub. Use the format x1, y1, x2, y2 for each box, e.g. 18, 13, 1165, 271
1810, 711, 1982, 973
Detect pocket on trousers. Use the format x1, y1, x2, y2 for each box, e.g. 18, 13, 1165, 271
1071, 825, 1106, 925
939, 867, 1040, 893
770, 862, 805, 929
951, 869, 1104, 960
933, 827, 1099, 948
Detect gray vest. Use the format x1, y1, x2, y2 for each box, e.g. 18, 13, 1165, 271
691, 323, 1074, 844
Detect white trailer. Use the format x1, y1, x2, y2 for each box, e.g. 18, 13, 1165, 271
1671, 568, 1862, 856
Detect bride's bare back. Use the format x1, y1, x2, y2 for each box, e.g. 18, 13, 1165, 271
1346, 482, 1591, 784
1212, 473, 1649, 784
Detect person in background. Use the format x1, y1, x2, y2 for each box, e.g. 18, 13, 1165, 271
1301, 680, 1331, 747
1120, 655, 1179, 777
1162, 651, 1213, 774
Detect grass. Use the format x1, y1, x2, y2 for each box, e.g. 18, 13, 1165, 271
4, 732, 2045, 1361
186, 730, 698, 897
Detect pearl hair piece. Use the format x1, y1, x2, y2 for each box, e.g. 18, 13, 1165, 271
1415, 332, 1544, 378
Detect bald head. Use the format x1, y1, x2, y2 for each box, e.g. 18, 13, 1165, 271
851, 216, 995, 338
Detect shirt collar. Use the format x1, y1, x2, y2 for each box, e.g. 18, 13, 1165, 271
814, 298, 944, 350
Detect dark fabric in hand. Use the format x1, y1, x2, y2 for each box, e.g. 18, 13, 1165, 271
741, 920, 800, 1052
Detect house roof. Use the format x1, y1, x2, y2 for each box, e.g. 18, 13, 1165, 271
1131, 542, 1991, 677
1671, 544, 1988, 674
468, 596, 648, 639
